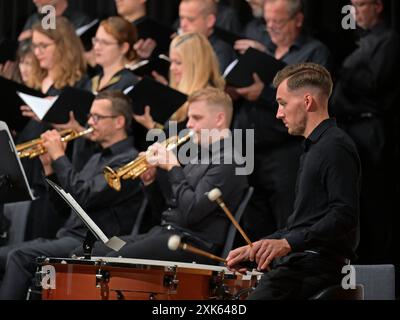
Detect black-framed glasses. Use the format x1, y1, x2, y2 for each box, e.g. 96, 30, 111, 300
87, 113, 118, 124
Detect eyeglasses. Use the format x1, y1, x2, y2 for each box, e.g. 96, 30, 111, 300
91, 37, 119, 47
87, 113, 118, 124
30, 42, 55, 52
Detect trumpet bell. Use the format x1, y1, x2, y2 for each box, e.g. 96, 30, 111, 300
103, 166, 121, 191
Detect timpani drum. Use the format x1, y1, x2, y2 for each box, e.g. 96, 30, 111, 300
37, 256, 261, 300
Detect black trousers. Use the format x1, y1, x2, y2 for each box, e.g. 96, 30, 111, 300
0, 237, 81, 300
248, 252, 344, 300
243, 140, 302, 241
71, 226, 220, 266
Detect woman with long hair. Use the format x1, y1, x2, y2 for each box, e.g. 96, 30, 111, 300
133, 32, 225, 130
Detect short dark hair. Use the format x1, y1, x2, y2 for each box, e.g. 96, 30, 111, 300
273, 62, 333, 98
95, 91, 132, 132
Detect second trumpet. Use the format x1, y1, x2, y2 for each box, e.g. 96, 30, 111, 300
104, 131, 194, 191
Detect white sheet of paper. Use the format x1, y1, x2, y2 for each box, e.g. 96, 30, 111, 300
17, 92, 58, 120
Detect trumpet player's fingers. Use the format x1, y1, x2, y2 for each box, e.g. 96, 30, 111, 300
41, 130, 66, 160
140, 166, 157, 186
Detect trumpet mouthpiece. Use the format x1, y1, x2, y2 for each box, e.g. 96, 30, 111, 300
207, 188, 222, 202
168, 235, 182, 251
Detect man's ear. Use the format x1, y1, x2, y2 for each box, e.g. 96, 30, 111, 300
206, 14, 216, 29
115, 115, 126, 130
304, 93, 315, 111
294, 12, 304, 28
216, 111, 225, 127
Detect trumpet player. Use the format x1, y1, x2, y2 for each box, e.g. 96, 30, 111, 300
0, 91, 145, 300
72, 87, 248, 264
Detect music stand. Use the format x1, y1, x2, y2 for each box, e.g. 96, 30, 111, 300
45, 179, 126, 259
0, 121, 35, 204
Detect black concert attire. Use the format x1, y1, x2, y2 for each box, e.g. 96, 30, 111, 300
237, 33, 332, 241
0, 137, 144, 300
248, 119, 361, 300
75, 137, 248, 265
15, 77, 89, 241
330, 22, 400, 263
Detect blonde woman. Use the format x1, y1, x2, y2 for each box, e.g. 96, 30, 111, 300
133, 32, 225, 130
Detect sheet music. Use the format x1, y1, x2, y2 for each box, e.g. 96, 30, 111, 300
17, 91, 58, 120
76, 19, 99, 36
223, 59, 239, 78
0, 121, 35, 202
46, 179, 126, 251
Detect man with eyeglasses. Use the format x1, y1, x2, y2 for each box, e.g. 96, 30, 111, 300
232, 0, 332, 243
330, 0, 400, 265
0, 91, 145, 300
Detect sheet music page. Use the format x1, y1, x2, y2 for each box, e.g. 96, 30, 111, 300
17, 92, 57, 120
76, 19, 99, 36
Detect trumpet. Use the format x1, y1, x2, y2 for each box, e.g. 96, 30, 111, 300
16, 127, 94, 159
104, 131, 194, 191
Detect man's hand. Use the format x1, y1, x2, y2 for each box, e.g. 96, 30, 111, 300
40, 130, 67, 161
234, 39, 267, 55
132, 106, 155, 130
140, 162, 157, 186
235, 73, 265, 102
250, 239, 292, 271
146, 143, 180, 171
227, 239, 291, 272
134, 38, 157, 60
226, 244, 253, 274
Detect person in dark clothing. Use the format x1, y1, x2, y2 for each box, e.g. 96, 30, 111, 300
233, 0, 332, 242
15, 17, 88, 241
19, 0, 91, 42
178, 0, 237, 72
73, 87, 248, 264
0, 91, 144, 300
330, 0, 400, 264
227, 63, 361, 300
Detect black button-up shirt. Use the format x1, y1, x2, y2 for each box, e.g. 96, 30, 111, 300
54, 137, 144, 240
267, 119, 361, 260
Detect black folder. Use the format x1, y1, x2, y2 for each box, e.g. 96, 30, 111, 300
135, 17, 175, 54
0, 76, 46, 132
76, 19, 100, 51
224, 47, 286, 88
43, 87, 95, 125
127, 77, 187, 124
0, 38, 19, 63
0, 121, 35, 204
129, 54, 170, 79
